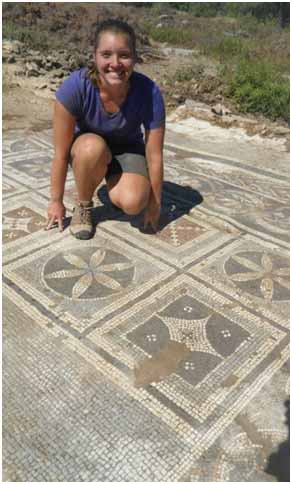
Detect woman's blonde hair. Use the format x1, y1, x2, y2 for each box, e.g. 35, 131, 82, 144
87, 18, 137, 87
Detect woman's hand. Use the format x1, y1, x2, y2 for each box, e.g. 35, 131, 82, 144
143, 197, 161, 232
46, 200, 66, 232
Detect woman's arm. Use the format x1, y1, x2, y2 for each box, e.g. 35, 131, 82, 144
144, 124, 165, 230
46, 101, 76, 231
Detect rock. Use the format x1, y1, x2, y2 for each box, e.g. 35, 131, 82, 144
211, 103, 231, 116
273, 126, 290, 136
32, 56, 45, 68
52, 60, 63, 69
25, 62, 40, 77
156, 23, 163, 28
185, 99, 211, 113
158, 14, 173, 21
172, 94, 186, 104
54, 70, 65, 79
3, 40, 23, 56
161, 47, 195, 57
7, 56, 16, 64
15, 68, 26, 76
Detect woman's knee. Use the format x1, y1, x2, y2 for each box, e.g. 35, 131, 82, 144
119, 193, 149, 215
71, 134, 111, 167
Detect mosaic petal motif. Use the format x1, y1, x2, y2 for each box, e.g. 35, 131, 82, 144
224, 251, 290, 301
204, 189, 265, 215
261, 206, 290, 233
44, 248, 135, 299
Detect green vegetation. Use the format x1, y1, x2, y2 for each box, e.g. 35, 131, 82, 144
150, 2, 289, 25
3, 21, 61, 51
225, 59, 290, 122
145, 3, 290, 122
144, 24, 192, 45
174, 66, 202, 83
3, 2, 290, 122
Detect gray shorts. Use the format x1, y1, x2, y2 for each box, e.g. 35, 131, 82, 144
106, 152, 149, 181
70, 133, 149, 181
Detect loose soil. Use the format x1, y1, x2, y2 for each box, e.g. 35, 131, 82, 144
2, 1, 290, 147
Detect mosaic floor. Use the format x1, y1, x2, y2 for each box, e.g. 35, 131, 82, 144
3, 129, 290, 482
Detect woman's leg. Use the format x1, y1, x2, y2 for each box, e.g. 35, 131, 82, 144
70, 133, 112, 201
69, 133, 112, 239
107, 173, 151, 215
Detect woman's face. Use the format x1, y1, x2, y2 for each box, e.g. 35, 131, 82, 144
95, 31, 135, 89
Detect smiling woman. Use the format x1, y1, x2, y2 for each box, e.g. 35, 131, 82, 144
47, 18, 165, 240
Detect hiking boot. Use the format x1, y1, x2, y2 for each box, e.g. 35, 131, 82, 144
70, 201, 94, 240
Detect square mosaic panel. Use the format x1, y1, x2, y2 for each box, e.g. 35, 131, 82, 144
189, 234, 290, 329
2, 134, 51, 156
167, 153, 289, 205
88, 274, 287, 446
100, 204, 240, 269
2, 192, 48, 244
2, 175, 28, 200
164, 156, 289, 247
3, 150, 54, 188
4, 232, 176, 332
2, 192, 68, 264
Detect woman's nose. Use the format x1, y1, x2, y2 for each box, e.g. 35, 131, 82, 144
110, 55, 121, 67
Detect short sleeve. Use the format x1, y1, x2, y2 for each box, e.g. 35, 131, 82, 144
55, 70, 83, 118
142, 82, 165, 130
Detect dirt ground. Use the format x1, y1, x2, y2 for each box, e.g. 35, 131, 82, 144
3, 53, 290, 152
3, 50, 198, 133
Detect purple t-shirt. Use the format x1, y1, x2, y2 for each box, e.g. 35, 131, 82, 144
56, 68, 165, 153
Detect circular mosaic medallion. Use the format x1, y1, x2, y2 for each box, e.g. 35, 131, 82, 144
260, 206, 290, 234
224, 250, 289, 301
205, 189, 265, 215
43, 247, 135, 299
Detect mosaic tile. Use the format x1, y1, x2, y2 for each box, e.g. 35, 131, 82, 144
2, 174, 28, 199
100, 205, 240, 269
189, 234, 289, 329
88, 274, 288, 449
3, 291, 193, 482
2, 135, 51, 155
173, 154, 289, 204
3, 205, 47, 243
164, 156, 289, 246
4, 232, 176, 332
2, 192, 66, 263
182, 367, 289, 482
3, 151, 53, 188
2, 130, 289, 481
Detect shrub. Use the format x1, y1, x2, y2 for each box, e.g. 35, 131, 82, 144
226, 59, 290, 121
2, 21, 61, 51
144, 25, 193, 45
174, 66, 204, 82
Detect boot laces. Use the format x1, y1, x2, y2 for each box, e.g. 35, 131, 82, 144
76, 204, 92, 224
